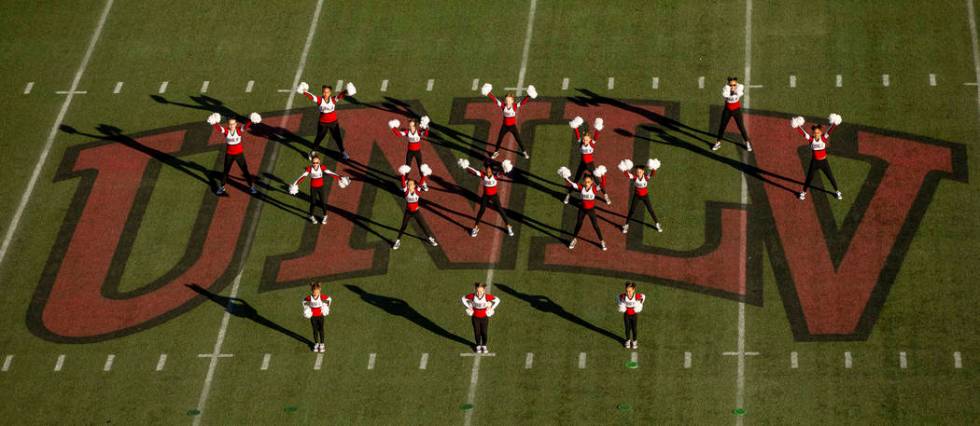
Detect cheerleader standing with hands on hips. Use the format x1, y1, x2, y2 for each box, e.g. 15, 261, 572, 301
298, 81, 357, 161
207, 112, 262, 195
388, 116, 431, 171
712, 77, 752, 152
302, 282, 332, 353
458, 158, 515, 238
564, 116, 611, 205
617, 158, 663, 233
461, 282, 500, 354
617, 281, 645, 349
559, 165, 610, 251
791, 114, 843, 201
481, 82, 538, 160
392, 164, 438, 250
288, 153, 351, 224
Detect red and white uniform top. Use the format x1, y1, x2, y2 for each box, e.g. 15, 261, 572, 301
624, 169, 655, 197
617, 292, 645, 316
212, 120, 253, 155
796, 124, 836, 161
296, 164, 340, 189
568, 181, 600, 210
401, 175, 427, 212
466, 167, 505, 196
487, 92, 530, 127
303, 90, 348, 123
722, 83, 745, 111
303, 293, 332, 317
392, 127, 430, 152
574, 127, 601, 164
461, 292, 500, 318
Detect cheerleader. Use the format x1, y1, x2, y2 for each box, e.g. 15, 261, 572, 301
564, 116, 611, 205
712, 77, 752, 152
558, 166, 609, 251
288, 154, 351, 224
297, 81, 357, 161
791, 114, 843, 201
461, 282, 500, 353
616, 281, 645, 349
388, 116, 430, 171
617, 158, 663, 233
480, 83, 538, 159
302, 282, 332, 353
458, 158, 515, 238
393, 164, 439, 250
207, 112, 261, 195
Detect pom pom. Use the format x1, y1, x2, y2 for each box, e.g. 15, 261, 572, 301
457, 158, 470, 170
398, 165, 411, 175
420, 163, 432, 177
593, 117, 604, 131
303, 306, 313, 319
617, 159, 633, 173
345, 81, 357, 96
526, 85, 538, 99
296, 81, 309, 94
419, 115, 430, 129
634, 304, 643, 313
388, 119, 400, 129
828, 113, 842, 126
501, 159, 513, 174
288, 184, 299, 195
480, 83, 492, 96
206, 113, 220, 125
338, 176, 351, 188
486, 308, 495, 317
557, 166, 571, 179
791, 116, 805, 128
593, 165, 607, 178
618, 304, 627, 313
569, 116, 584, 128
648, 158, 661, 170
465, 308, 474, 317
249, 112, 261, 124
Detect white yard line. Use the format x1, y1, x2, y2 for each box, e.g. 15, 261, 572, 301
419, 353, 429, 370
113, 81, 123, 94
55, 90, 87, 95
200, 80, 210, 93
314, 353, 324, 370
968, 0, 980, 120
336, 79, 344, 91
23, 82, 34, 94
929, 73, 937, 86
652, 77, 659, 89
103, 354, 115, 371
381, 79, 389, 92
882, 74, 890, 87
630, 352, 638, 366
684, 352, 692, 369
158, 81, 169, 94
790, 351, 798, 369
735, 2, 753, 423
836, 74, 843, 87
245, 80, 254, 93
525, 352, 534, 369
471, 78, 479, 91
367, 353, 376, 370
1, 355, 12, 372
190, 1, 325, 424
513, 0, 537, 97
899, 351, 908, 369
789, 74, 796, 88
607, 77, 615, 90
0, 0, 114, 273
578, 352, 587, 369
698, 76, 705, 89
261, 353, 271, 370
844, 351, 853, 369
156, 354, 167, 371
561, 77, 569, 90
426, 78, 435, 91
54, 354, 65, 372
953, 351, 962, 369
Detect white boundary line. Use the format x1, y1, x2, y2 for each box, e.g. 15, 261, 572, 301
314, 353, 324, 370
190, 0, 325, 424
381, 79, 389, 92
156, 354, 167, 371
471, 78, 479, 91
0, 0, 114, 272
789, 74, 796, 88
929, 73, 937, 86
652, 77, 659, 89
967, 0, 980, 120
684, 352, 692, 369
630, 352, 638, 366
426, 78, 435, 91
735, 1, 753, 423
899, 351, 908, 369
607, 77, 615, 90
844, 351, 853, 369
790, 351, 798, 369
953, 351, 962, 369
882, 74, 890, 87
561, 77, 569, 90
578, 352, 587, 369
836, 74, 843, 87
698, 76, 705, 89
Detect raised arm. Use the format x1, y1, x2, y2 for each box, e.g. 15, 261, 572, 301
293, 168, 311, 186
400, 174, 408, 193
517, 96, 530, 108
487, 92, 501, 107
465, 167, 482, 177
212, 123, 226, 134
564, 178, 579, 190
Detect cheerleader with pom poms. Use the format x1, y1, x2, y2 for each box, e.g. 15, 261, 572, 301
558, 164, 610, 251
297, 81, 357, 161
617, 158, 663, 233
288, 153, 351, 224
458, 158, 516, 238
564, 116, 611, 205
616, 281, 645, 350
791, 113, 843, 201
481, 82, 538, 159
388, 116, 431, 171
207, 112, 262, 196
302, 282, 332, 353
393, 163, 438, 250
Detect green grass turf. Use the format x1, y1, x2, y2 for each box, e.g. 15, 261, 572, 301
0, 0, 978, 424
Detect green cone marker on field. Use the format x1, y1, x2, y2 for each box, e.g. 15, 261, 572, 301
733, 408, 746, 416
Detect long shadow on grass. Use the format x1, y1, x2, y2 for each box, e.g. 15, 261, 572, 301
186, 284, 314, 348
496, 283, 621, 343
345, 285, 472, 348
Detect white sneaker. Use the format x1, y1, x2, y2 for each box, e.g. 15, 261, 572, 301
745, 141, 753, 152
523, 151, 530, 159
624, 340, 631, 348
393, 239, 401, 250
601, 241, 608, 251
507, 225, 514, 236
604, 194, 612, 205
215, 186, 226, 196
422, 183, 429, 192
428, 236, 439, 247
563, 194, 570, 205
482, 345, 489, 353
632, 341, 638, 349
798, 192, 807, 200
310, 215, 318, 224
341, 151, 350, 161
712, 141, 722, 151
655, 222, 663, 232
568, 238, 577, 249
621, 224, 629, 234
308, 151, 316, 161
836, 191, 843, 200
311, 344, 318, 352
491, 151, 500, 159
470, 227, 479, 237
320, 215, 327, 224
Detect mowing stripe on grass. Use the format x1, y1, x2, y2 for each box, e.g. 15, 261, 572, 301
314, 353, 323, 370
698, 76, 705, 89
54, 354, 65, 372
899, 352, 908, 369
968, 0, 980, 118
381, 79, 389, 92
789, 75, 796, 88
929, 73, 937, 86
426, 79, 434, 91
578, 352, 587, 369
836, 74, 843, 87
790, 351, 798, 369
652, 77, 659, 89
419, 353, 429, 370
113, 81, 123, 94
367, 353, 376, 370
2, 355, 12, 372
23, 82, 34, 94
607, 77, 614, 90
103, 354, 115, 372
0, 0, 113, 272
735, 3, 753, 424
261, 353, 270, 370
882, 74, 890, 87
684, 352, 692, 369
845, 351, 853, 368
471, 78, 479, 91
562, 77, 569, 90
200, 80, 209, 93
245, 80, 254, 93
525, 352, 533, 369
156, 354, 167, 371
953, 351, 962, 368
158, 81, 168, 94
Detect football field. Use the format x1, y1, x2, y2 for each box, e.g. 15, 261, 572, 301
0, 0, 978, 424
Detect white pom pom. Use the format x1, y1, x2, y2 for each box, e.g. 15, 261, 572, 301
288, 184, 299, 195
593, 117, 604, 131
634, 304, 643, 313
249, 112, 261, 124
617, 159, 632, 173
557, 166, 571, 179
618, 305, 627, 313
465, 308, 474, 317
419, 115, 430, 129
303, 306, 313, 319
338, 176, 351, 188
388, 119, 400, 129
480, 83, 492, 96
501, 159, 513, 174
398, 165, 411, 175
345, 81, 357, 96
297, 82, 309, 94
526, 85, 538, 99
593, 165, 607, 178
486, 308, 495, 317
457, 158, 470, 170
648, 158, 661, 170
828, 113, 842, 126
206, 113, 220, 125
791, 116, 805, 128
420, 163, 433, 177
569, 116, 584, 128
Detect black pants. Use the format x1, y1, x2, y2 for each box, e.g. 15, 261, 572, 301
475, 194, 510, 227
314, 121, 345, 154
310, 316, 325, 344
405, 150, 423, 170
567, 161, 596, 194
471, 316, 489, 346
220, 153, 254, 187
396, 210, 433, 240
802, 158, 839, 192
573, 207, 604, 241
494, 124, 527, 153
626, 193, 659, 224
716, 107, 750, 142
309, 185, 327, 217
624, 314, 638, 341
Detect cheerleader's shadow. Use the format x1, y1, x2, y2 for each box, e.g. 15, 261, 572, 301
495, 283, 621, 343
345, 285, 472, 347
185, 284, 314, 347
